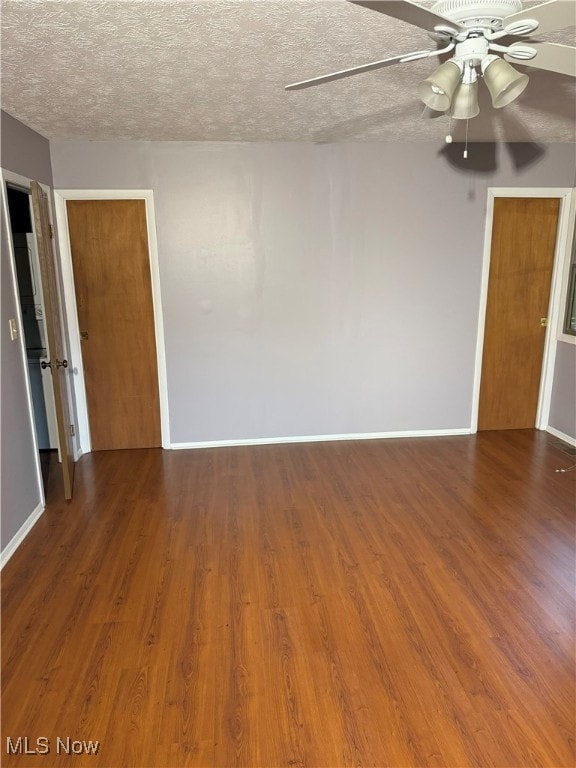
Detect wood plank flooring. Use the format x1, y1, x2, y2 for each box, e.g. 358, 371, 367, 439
2, 431, 575, 767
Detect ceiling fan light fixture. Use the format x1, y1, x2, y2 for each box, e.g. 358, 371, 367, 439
482, 54, 529, 108
451, 80, 480, 119
417, 60, 462, 111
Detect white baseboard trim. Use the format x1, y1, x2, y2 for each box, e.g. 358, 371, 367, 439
170, 428, 471, 451
1, 501, 45, 569
546, 425, 576, 448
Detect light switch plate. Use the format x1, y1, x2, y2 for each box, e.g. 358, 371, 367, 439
9, 318, 18, 341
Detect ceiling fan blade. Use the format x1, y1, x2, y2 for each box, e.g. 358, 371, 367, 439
285, 49, 432, 91
349, 0, 465, 35
503, 0, 576, 37
506, 42, 576, 77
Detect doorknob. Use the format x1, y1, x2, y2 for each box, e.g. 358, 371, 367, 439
41, 359, 68, 370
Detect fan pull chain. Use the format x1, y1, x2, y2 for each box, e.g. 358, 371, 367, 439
445, 114, 453, 144
463, 118, 469, 159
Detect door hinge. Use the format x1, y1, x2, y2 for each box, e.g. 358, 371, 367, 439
49, 224, 54, 239
540, 317, 548, 327
70, 424, 75, 437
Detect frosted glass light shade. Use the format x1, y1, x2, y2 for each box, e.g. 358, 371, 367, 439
451, 81, 480, 119
483, 58, 529, 108
417, 61, 462, 112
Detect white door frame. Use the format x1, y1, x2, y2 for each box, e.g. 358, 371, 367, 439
471, 187, 576, 434
54, 190, 171, 453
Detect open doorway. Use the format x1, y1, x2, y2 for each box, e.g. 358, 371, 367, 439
6, 183, 59, 489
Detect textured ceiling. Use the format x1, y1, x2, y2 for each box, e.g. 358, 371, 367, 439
1, 0, 575, 142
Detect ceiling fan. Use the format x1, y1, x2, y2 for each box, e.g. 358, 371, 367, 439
285, 0, 576, 121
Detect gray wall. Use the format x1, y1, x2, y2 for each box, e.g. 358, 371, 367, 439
549, 341, 576, 440
1, 110, 53, 185
1, 111, 50, 554
50, 140, 576, 444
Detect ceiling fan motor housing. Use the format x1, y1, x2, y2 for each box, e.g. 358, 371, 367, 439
454, 35, 490, 65
431, 0, 523, 30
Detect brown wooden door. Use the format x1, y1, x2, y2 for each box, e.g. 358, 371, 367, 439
66, 199, 161, 450
478, 197, 560, 431
30, 181, 75, 499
